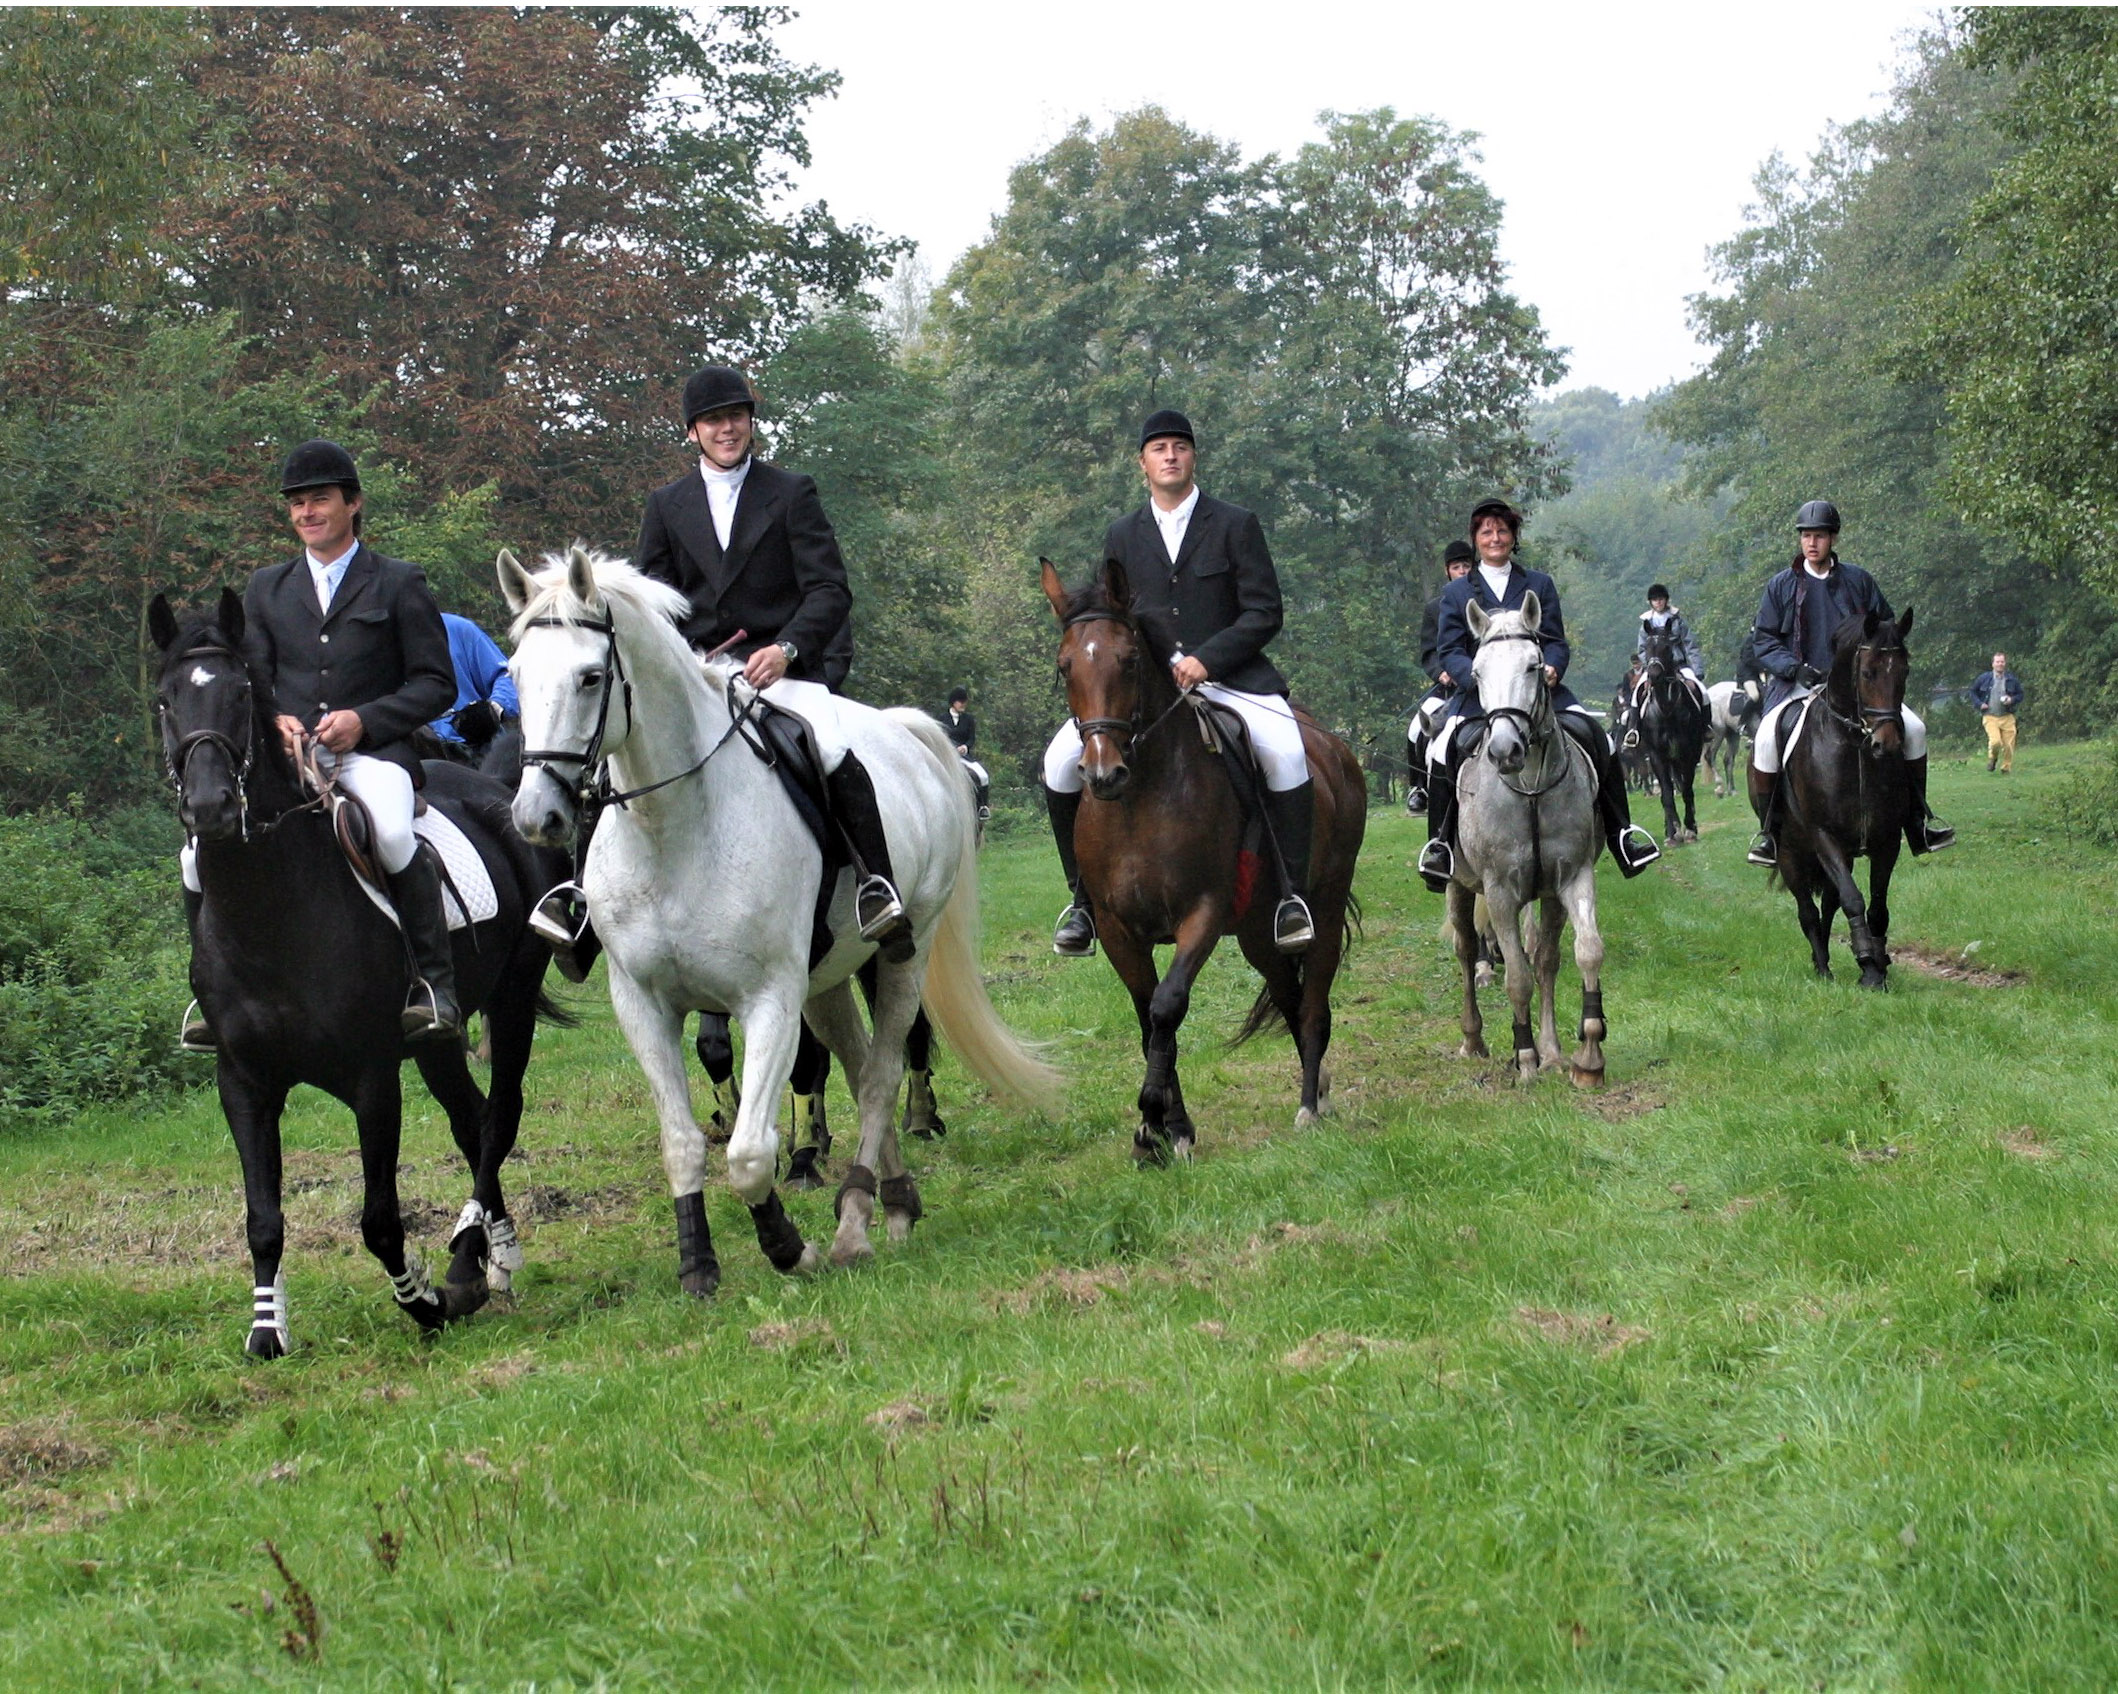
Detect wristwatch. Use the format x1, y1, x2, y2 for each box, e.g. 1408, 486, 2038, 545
776, 639, 798, 664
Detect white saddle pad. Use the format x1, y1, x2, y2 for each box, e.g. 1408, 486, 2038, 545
354, 806, 499, 932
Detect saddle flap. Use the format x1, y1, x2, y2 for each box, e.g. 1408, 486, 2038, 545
744, 699, 845, 970
330, 790, 384, 891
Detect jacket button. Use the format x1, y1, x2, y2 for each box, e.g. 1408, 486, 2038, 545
319, 633, 329, 644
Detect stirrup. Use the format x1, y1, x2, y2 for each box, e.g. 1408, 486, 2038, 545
529, 882, 590, 949
1052, 901, 1097, 957
1417, 837, 1455, 892
401, 978, 462, 1042
1621, 727, 1640, 750
1746, 831, 1777, 868
1273, 895, 1315, 954
179, 1000, 217, 1055
855, 874, 907, 939
1614, 825, 1662, 876
1913, 816, 1956, 855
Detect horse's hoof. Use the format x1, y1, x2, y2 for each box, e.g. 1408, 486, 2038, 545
1170, 1133, 1196, 1164
397, 1293, 449, 1333
1132, 1127, 1172, 1168
706, 1113, 733, 1147
786, 1164, 827, 1192
828, 1232, 874, 1269
679, 1263, 720, 1299
442, 1277, 491, 1321
1295, 1106, 1321, 1130
1514, 1055, 1541, 1084
793, 1242, 823, 1275
885, 1209, 916, 1245
1568, 1064, 1605, 1089
1859, 971, 1889, 992
246, 1326, 288, 1361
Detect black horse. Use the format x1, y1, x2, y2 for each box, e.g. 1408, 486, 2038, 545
152, 590, 568, 1357
1759, 607, 1915, 990
1635, 627, 1707, 844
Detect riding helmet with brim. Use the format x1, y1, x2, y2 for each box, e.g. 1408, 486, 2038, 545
279, 439, 361, 496
1469, 497, 1523, 539
1139, 409, 1195, 449
1795, 499, 1841, 532
683, 364, 757, 427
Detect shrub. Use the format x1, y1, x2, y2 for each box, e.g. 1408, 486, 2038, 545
0, 802, 192, 1124
2043, 742, 2118, 848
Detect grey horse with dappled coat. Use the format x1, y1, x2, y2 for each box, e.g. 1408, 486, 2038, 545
1443, 596, 1609, 1085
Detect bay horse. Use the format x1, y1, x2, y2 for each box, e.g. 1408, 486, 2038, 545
150, 590, 568, 1357
1041, 558, 1365, 1162
1446, 597, 1608, 1084
1756, 606, 1915, 990
503, 546, 1057, 1286
1635, 624, 1707, 843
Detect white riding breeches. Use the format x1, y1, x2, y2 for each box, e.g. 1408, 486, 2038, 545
1044, 683, 1311, 794
1752, 686, 1925, 774
1428, 703, 1605, 771
756, 675, 850, 771
1407, 694, 1450, 742
178, 746, 418, 892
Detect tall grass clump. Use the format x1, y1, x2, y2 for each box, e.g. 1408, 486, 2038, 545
0, 802, 191, 1124
2041, 739, 2118, 845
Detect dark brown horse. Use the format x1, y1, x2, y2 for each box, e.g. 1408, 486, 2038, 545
1760, 606, 1915, 990
1042, 558, 1365, 1162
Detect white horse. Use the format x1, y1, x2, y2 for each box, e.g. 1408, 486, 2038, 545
1444, 596, 1607, 1085
501, 546, 1059, 1285
1702, 679, 1761, 799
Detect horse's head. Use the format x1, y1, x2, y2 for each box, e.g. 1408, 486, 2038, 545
501, 543, 647, 846
1468, 592, 1548, 776
1834, 604, 1914, 755
1639, 623, 1674, 687
1042, 556, 1168, 801
149, 588, 273, 841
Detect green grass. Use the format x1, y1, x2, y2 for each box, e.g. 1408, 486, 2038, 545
5, 742, 2118, 1689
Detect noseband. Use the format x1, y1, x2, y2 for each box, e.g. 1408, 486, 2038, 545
160, 641, 262, 840
1477, 632, 1575, 799
1064, 608, 1195, 754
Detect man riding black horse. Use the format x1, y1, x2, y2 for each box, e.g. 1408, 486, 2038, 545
182, 439, 462, 1048
1418, 498, 1662, 892
531, 364, 914, 975
1043, 409, 1316, 957
1745, 499, 1954, 867
1404, 538, 1475, 815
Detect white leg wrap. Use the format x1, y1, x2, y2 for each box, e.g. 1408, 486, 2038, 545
486, 1214, 523, 1287
251, 1279, 288, 1348
450, 1198, 488, 1249
389, 1258, 438, 1309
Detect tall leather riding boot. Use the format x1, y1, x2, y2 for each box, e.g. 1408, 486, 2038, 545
1261, 781, 1316, 953
179, 887, 215, 1053
828, 751, 914, 962
1904, 755, 1955, 854
1746, 763, 1780, 866
1417, 763, 1457, 892
388, 844, 462, 1041
1404, 736, 1427, 814
1045, 783, 1096, 956
530, 796, 601, 984
1583, 726, 1660, 876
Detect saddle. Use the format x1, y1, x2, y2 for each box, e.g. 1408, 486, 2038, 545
298, 749, 479, 931
734, 699, 847, 969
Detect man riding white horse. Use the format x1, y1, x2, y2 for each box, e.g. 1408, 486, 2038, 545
1745, 499, 1955, 866
1419, 498, 1662, 892
1043, 408, 1317, 957
181, 439, 461, 1048
1624, 584, 1705, 746
1404, 538, 1475, 814
532, 364, 915, 971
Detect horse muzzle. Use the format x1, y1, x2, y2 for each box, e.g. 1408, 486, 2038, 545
181, 786, 245, 842
1085, 763, 1132, 802
512, 770, 578, 848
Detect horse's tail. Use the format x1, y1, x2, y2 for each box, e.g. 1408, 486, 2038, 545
888, 710, 1065, 1113
534, 986, 578, 1028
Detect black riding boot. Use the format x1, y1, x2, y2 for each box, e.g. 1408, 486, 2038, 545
1262, 781, 1316, 953
530, 798, 602, 984
1045, 784, 1096, 956
828, 751, 914, 963
1417, 762, 1458, 892
1571, 718, 1660, 876
1404, 735, 1427, 815
1904, 755, 1955, 854
389, 844, 462, 1041
1746, 764, 1780, 867
179, 887, 215, 1053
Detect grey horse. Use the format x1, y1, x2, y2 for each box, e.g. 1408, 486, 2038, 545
1444, 596, 1609, 1085
1702, 679, 1761, 799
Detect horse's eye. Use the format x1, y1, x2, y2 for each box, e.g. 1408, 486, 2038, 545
580, 670, 605, 691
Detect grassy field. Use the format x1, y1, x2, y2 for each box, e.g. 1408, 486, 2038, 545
5, 743, 2118, 1689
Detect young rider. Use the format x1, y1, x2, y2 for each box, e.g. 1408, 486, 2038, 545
184, 439, 461, 1049
1418, 497, 1662, 891
531, 364, 914, 971
1744, 499, 1954, 866
1404, 539, 1475, 814
1043, 409, 1316, 957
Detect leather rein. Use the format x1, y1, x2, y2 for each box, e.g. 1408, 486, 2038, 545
1063, 608, 1201, 755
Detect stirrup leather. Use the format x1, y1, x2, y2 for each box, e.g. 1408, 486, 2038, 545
529, 882, 590, 948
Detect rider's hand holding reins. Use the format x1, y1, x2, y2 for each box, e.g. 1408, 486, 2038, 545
1171, 654, 1209, 690
275, 713, 308, 763
743, 642, 790, 689
313, 709, 365, 754
1544, 664, 1560, 688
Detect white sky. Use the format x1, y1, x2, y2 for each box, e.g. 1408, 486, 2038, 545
776, 1, 1934, 400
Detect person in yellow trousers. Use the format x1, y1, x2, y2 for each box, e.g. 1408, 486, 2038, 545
1970, 651, 2024, 773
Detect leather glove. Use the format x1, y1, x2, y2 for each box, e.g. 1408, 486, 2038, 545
1796, 664, 1828, 688
451, 699, 504, 742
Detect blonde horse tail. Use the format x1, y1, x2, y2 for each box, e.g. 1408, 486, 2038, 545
887, 711, 1065, 1113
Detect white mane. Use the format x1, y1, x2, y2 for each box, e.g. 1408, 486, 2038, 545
507, 545, 691, 643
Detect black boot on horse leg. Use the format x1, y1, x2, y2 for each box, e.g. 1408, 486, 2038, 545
1262, 780, 1316, 953
1903, 755, 1954, 855
829, 750, 914, 962
785, 1020, 832, 1189
674, 1190, 719, 1298
1045, 784, 1096, 956
391, 843, 462, 1041
1566, 715, 1659, 876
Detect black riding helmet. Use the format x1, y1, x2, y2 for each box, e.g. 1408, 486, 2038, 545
1443, 539, 1475, 566
279, 438, 360, 496
1795, 499, 1841, 532
1468, 497, 1523, 541
1647, 583, 1670, 601
1139, 408, 1195, 449
683, 364, 756, 427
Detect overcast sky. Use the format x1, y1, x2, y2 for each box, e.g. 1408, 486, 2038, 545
776, 1, 1935, 401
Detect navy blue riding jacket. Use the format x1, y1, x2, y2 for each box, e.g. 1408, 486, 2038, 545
1434, 561, 1580, 725
1751, 558, 1890, 710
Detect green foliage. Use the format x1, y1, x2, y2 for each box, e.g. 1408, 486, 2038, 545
0, 803, 187, 1123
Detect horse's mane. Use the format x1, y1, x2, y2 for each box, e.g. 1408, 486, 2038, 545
1062, 573, 1179, 670
507, 547, 692, 645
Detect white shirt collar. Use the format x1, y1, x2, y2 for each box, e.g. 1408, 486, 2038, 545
1802, 559, 1834, 580
1477, 560, 1514, 596
306, 539, 359, 612
700, 454, 752, 492
306, 539, 359, 575
1150, 484, 1200, 527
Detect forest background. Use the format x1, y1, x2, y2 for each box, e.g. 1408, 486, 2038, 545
2, 5, 2115, 1115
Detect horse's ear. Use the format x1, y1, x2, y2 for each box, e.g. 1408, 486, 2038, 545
1862, 608, 1881, 639
567, 543, 600, 609
1897, 605, 1914, 639
216, 586, 245, 647
148, 592, 179, 653
1466, 600, 1490, 642
1101, 556, 1133, 612
497, 548, 535, 616
1519, 589, 1542, 636
1040, 558, 1070, 623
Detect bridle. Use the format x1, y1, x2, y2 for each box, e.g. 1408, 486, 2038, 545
1477, 631, 1577, 801
1063, 608, 1197, 756
1820, 640, 1907, 747
158, 638, 325, 842
518, 607, 756, 814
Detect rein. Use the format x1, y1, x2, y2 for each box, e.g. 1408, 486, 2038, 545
1475, 631, 1584, 877
160, 642, 328, 841
1064, 608, 1199, 755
